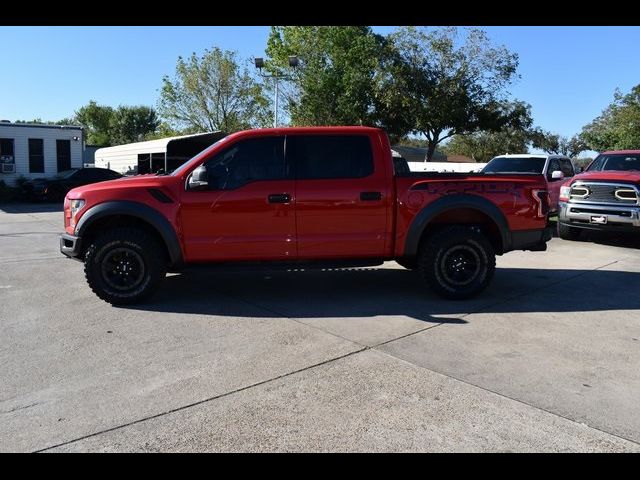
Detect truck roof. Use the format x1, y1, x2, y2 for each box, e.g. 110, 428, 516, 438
492, 153, 568, 159
600, 150, 640, 155
244, 126, 385, 134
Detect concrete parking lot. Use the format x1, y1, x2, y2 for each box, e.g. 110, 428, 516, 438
1, 202, 639, 452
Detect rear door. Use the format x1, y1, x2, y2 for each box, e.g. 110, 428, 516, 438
287, 133, 391, 259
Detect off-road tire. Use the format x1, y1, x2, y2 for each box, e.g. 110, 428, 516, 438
418, 226, 495, 300
84, 227, 166, 305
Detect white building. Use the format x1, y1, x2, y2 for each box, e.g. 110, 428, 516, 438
94, 132, 225, 176
0, 122, 84, 186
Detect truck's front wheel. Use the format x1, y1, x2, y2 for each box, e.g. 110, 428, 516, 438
418, 226, 495, 300
84, 227, 167, 305
557, 222, 582, 241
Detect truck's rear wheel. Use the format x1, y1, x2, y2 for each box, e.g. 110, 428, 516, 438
558, 222, 582, 240
84, 227, 166, 305
418, 226, 495, 300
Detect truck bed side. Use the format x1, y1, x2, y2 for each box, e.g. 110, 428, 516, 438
393, 172, 549, 257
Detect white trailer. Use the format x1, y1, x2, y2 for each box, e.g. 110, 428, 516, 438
94, 131, 225, 175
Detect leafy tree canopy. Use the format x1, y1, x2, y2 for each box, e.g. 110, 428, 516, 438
266, 26, 390, 129
581, 84, 640, 151
158, 47, 270, 134
376, 27, 521, 160
74, 101, 159, 146
530, 129, 588, 158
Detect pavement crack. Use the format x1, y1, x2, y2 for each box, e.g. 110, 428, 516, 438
34, 347, 369, 453
373, 347, 640, 448
214, 288, 368, 348
373, 322, 447, 348
1, 402, 42, 414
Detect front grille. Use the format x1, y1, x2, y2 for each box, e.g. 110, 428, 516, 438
569, 207, 632, 217
570, 182, 639, 205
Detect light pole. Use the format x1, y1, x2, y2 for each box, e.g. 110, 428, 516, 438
255, 55, 299, 128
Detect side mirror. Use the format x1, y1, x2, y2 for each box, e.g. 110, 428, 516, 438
187, 165, 208, 191
551, 170, 564, 180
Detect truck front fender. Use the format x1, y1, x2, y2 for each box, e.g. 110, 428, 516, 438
75, 200, 183, 266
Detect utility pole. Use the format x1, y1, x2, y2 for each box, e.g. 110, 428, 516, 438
254, 55, 299, 128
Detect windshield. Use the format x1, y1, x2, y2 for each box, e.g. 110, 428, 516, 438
587, 154, 640, 172
482, 157, 546, 174
171, 136, 229, 177
54, 169, 78, 179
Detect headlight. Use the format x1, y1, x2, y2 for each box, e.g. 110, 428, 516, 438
559, 186, 571, 202
69, 199, 85, 228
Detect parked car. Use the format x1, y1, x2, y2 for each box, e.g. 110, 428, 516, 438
557, 150, 640, 240
59, 127, 552, 305
481, 154, 575, 213
21, 168, 122, 201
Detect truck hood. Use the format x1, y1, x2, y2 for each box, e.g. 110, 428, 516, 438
571, 170, 640, 184
66, 174, 174, 199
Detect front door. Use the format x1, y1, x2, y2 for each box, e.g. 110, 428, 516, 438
287, 133, 391, 259
180, 135, 296, 262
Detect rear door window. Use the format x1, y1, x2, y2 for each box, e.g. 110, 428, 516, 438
287, 135, 374, 180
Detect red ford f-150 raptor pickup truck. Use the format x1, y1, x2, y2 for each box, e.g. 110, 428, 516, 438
59, 127, 552, 305
558, 150, 640, 240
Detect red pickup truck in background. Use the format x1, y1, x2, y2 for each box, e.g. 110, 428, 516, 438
60, 127, 551, 305
558, 150, 640, 239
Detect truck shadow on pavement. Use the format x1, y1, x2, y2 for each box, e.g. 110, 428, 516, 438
548, 218, 640, 249
122, 265, 640, 322
0, 202, 63, 214
576, 232, 640, 250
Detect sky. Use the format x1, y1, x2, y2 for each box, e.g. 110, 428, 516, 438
1, 26, 639, 141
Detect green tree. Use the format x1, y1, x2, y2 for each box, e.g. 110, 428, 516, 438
143, 122, 185, 141
15, 118, 76, 125
265, 26, 391, 128
442, 103, 533, 162
573, 157, 593, 171
394, 136, 429, 148
442, 129, 530, 163
109, 106, 160, 145
75, 101, 114, 146
377, 27, 522, 161
581, 84, 640, 151
15, 105, 159, 146
530, 129, 588, 158
158, 47, 269, 133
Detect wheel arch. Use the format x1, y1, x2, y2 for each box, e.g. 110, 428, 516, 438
403, 194, 511, 257
75, 201, 183, 266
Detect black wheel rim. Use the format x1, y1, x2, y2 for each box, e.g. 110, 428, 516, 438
440, 245, 481, 286
101, 247, 145, 291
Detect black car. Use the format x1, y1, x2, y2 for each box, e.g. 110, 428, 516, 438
21, 168, 123, 201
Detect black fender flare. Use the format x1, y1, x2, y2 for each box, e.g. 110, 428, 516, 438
403, 194, 511, 256
75, 200, 183, 266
